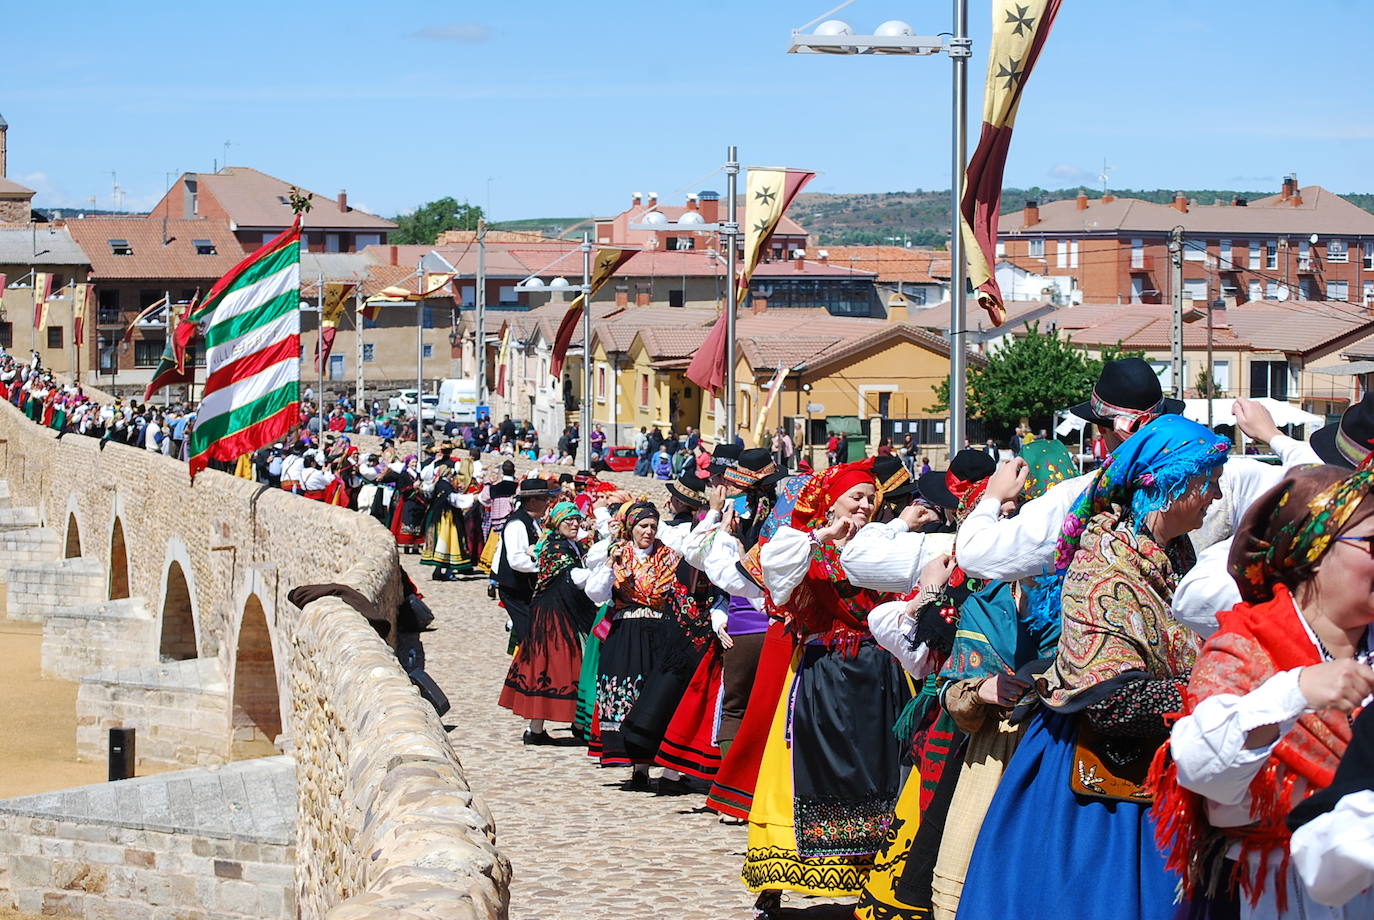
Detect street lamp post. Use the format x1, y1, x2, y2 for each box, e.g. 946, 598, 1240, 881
788, 8, 970, 453
629, 147, 739, 444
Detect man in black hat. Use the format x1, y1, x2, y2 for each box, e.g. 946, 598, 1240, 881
493, 478, 557, 654
959, 358, 1320, 585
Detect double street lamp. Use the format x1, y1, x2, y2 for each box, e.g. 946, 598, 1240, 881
788, 6, 972, 453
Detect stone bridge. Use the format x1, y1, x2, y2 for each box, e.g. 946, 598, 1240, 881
0, 400, 509, 919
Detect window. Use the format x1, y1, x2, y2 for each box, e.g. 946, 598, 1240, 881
1249, 360, 1290, 400
362, 343, 375, 362
1266, 241, 1278, 270
192, 239, 217, 256
98, 335, 115, 372
0, 321, 11, 349
1300, 277, 1316, 300
1211, 360, 1232, 395
1248, 280, 1263, 302
1028, 239, 1045, 258
1148, 359, 1184, 392
1183, 279, 1208, 301
1130, 276, 1146, 302
995, 241, 1006, 258
108, 239, 132, 256
668, 289, 684, 308
1184, 240, 1207, 261
669, 237, 695, 251
1069, 240, 1080, 268
596, 366, 607, 401
498, 286, 518, 304
639, 373, 650, 408
1328, 239, 1349, 263
1364, 242, 1374, 271
134, 337, 162, 367
328, 354, 344, 380
1327, 280, 1350, 301
1249, 240, 1261, 269
1266, 281, 1286, 300
422, 344, 433, 359
1365, 281, 1374, 306
356, 233, 382, 249
1131, 238, 1144, 268
45, 326, 62, 349
325, 233, 341, 253
1055, 239, 1067, 268
1218, 239, 1232, 268
422, 305, 438, 328
877, 391, 892, 417
97, 289, 121, 325
1298, 239, 1311, 270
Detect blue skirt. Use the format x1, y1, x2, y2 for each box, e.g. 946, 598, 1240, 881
956, 710, 1181, 920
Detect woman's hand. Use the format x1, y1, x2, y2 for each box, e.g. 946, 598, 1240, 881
918, 554, 956, 592
706, 484, 728, 513
716, 623, 734, 650
1299, 659, 1374, 713
813, 515, 859, 546
976, 673, 1030, 708
984, 458, 1029, 505
899, 502, 941, 531
721, 505, 738, 536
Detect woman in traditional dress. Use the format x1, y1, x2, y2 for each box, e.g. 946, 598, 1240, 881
421, 463, 477, 581
583, 501, 709, 791
499, 501, 600, 742
956, 414, 1230, 920
1153, 464, 1374, 919
385, 456, 427, 553
745, 459, 910, 917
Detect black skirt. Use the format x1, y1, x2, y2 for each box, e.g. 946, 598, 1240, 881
595, 613, 680, 765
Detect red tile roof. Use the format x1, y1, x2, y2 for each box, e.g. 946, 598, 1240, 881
819, 246, 949, 284
65, 217, 243, 280
197, 167, 395, 231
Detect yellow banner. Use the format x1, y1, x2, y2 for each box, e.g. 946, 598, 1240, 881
321, 282, 355, 329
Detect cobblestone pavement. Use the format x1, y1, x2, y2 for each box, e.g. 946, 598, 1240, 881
407, 556, 852, 920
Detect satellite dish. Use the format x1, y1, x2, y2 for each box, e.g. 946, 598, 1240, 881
1310, 233, 1319, 245
1277, 285, 1291, 301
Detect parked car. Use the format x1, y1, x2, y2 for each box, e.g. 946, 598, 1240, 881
388, 389, 438, 423
602, 446, 638, 472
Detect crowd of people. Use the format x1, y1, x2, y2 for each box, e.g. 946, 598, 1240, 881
477, 357, 1373, 920
7, 347, 1372, 918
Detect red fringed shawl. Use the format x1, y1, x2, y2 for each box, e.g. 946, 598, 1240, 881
1148, 584, 1354, 909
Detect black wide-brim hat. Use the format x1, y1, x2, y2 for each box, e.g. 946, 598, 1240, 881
873, 455, 916, 503
918, 449, 997, 510
666, 471, 709, 508
709, 442, 744, 474
725, 447, 787, 490
516, 478, 559, 499
1070, 357, 1185, 427
1310, 393, 1374, 469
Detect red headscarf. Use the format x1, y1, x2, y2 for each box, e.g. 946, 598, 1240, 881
789, 458, 877, 532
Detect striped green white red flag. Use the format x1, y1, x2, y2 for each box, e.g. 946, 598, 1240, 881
183, 217, 302, 480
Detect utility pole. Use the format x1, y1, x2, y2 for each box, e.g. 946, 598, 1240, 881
1169, 226, 1185, 400
354, 284, 365, 410
579, 232, 593, 470
416, 258, 424, 437
476, 220, 487, 405
948, 0, 972, 455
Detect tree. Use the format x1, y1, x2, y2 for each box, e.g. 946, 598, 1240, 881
1195, 367, 1221, 398
931, 324, 1143, 431
391, 197, 484, 245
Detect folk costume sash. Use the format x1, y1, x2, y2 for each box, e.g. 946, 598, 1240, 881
1149, 585, 1354, 910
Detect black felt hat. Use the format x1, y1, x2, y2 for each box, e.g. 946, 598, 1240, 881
873, 455, 917, 503
666, 471, 709, 508
917, 449, 997, 509
1069, 357, 1185, 427
723, 448, 787, 490
516, 478, 558, 499
489, 480, 518, 500
1311, 393, 1374, 469
709, 442, 743, 474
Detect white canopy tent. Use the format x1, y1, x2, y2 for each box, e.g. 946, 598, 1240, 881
1180, 397, 1324, 432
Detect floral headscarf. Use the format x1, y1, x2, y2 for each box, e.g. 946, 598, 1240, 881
1019, 438, 1075, 501
533, 501, 586, 594
1230, 461, 1374, 603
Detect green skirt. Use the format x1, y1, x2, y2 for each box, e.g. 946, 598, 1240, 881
573, 604, 609, 733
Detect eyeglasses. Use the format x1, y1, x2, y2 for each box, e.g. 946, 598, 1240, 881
1335, 535, 1374, 557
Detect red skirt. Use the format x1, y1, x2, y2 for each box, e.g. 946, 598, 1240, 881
498, 597, 584, 723
705, 621, 793, 819
655, 643, 724, 781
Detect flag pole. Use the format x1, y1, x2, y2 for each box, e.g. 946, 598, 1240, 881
948, 0, 971, 456
580, 231, 592, 470
724, 145, 739, 446
163, 289, 171, 408
476, 219, 487, 408
416, 258, 424, 441
354, 284, 365, 413
317, 272, 325, 439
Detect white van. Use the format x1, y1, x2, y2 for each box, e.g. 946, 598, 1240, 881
436, 378, 479, 424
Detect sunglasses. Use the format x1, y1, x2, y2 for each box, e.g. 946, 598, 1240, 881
1335, 535, 1374, 557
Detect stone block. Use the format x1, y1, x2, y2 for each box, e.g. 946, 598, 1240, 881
123, 848, 155, 868
215, 879, 260, 916
52, 860, 108, 894
212, 859, 242, 879
40, 890, 83, 916
11, 853, 51, 887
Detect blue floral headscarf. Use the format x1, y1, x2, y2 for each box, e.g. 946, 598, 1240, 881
1030, 415, 1230, 624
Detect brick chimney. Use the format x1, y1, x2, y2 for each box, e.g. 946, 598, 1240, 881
647, 192, 658, 208
1102, 192, 1116, 204
793, 249, 807, 271
685, 194, 699, 211
1172, 192, 1189, 213
1075, 191, 1089, 210
388, 245, 398, 266
615, 286, 629, 307
1023, 199, 1039, 226
632, 191, 642, 207
699, 190, 720, 224
818, 249, 829, 263
338, 189, 348, 212
1290, 188, 1304, 207
1281, 175, 1297, 201
1233, 196, 1248, 207
635, 291, 651, 306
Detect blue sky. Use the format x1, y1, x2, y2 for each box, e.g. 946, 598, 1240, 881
3, 0, 1369, 220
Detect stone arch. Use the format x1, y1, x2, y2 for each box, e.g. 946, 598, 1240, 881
231, 594, 282, 759
64, 513, 81, 559
158, 561, 197, 660
108, 517, 130, 600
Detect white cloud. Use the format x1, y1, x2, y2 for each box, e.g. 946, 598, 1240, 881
1046, 163, 1094, 185
406, 23, 490, 43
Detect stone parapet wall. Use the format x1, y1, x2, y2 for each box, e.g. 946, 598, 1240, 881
0, 401, 509, 919
0, 813, 295, 920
